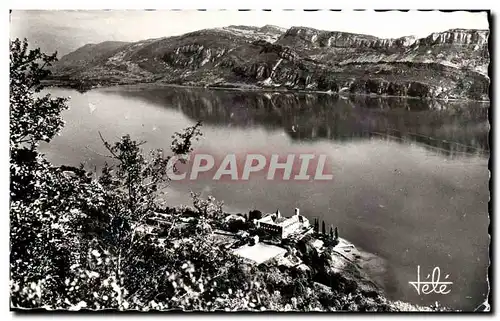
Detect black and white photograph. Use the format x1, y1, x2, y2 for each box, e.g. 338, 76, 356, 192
8, 8, 491, 312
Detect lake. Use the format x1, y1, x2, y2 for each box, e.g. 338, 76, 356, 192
40, 85, 490, 311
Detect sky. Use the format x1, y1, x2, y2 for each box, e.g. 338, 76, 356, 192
10, 10, 490, 57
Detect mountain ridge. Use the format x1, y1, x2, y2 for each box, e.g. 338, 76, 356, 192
48, 25, 490, 100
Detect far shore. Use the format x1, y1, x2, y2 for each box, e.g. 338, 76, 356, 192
42, 80, 491, 104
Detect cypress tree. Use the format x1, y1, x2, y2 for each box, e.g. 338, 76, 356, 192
322, 221, 326, 235
334, 227, 339, 240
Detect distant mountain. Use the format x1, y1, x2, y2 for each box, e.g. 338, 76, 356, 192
53, 41, 131, 73
49, 26, 490, 100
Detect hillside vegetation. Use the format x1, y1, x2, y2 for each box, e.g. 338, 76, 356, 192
49, 26, 490, 100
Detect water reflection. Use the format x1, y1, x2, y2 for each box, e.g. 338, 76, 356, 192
106, 86, 489, 158
41, 85, 489, 311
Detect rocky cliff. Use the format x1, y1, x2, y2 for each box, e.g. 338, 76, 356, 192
49, 26, 490, 100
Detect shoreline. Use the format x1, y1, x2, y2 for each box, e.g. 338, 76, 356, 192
154, 204, 388, 296
42, 80, 490, 104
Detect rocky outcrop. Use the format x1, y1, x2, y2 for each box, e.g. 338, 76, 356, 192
417, 28, 489, 46
163, 44, 229, 69
49, 26, 490, 101
282, 27, 489, 50
282, 27, 403, 49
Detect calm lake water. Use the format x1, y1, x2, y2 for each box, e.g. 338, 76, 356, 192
40, 85, 489, 311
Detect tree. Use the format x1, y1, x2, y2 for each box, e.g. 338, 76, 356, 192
8, 39, 140, 310
10, 39, 204, 310
249, 209, 262, 221
9, 38, 68, 155
321, 221, 326, 235
191, 192, 224, 226
10, 38, 68, 202
329, 226, 334, 239
313, 218, 319, 233
10, 38, 85, 308
90, 126, 203, 308
334, 227, 339, 241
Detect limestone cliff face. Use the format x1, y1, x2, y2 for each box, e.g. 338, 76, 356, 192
281, 27, 416, 50
282, 27, 488, 50
50, 26, 490, 100
417, 29, 489, 46
163, 44, 229, 69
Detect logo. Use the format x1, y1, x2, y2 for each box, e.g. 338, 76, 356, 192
409, 265, 453, 295
167, 152, 334, 181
